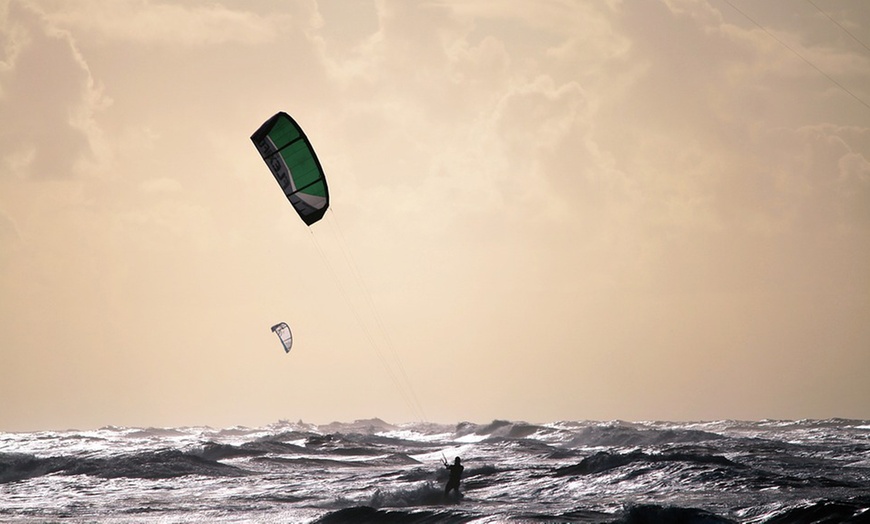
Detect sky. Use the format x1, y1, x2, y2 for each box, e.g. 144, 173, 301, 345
1, 0, 868, 432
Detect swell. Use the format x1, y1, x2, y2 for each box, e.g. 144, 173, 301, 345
312, 506, 474, 523
554, 449, 740, 476
759, 496, 870, 524
0, 449, 245, 483
553, 448, 865, 491
564, 425, 727, 448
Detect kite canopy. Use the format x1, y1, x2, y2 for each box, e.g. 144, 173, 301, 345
270, 322, 293, 353
251, 112, 329, 226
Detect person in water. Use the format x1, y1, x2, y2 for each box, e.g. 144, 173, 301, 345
443, 456, 464, 496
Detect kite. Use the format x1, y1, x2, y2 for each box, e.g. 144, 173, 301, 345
251, 112, 329, 226
270, 322, 293, 353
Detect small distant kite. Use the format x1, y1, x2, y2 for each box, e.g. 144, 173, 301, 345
270, 322, 293, 353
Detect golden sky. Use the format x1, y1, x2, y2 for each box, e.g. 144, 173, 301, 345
1, 0, 868, 431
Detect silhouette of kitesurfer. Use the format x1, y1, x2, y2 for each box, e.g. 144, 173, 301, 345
443, 456, 464, 497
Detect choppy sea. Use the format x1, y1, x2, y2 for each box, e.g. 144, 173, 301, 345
1, 418, 869, 523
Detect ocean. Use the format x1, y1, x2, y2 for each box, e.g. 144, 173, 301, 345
1, 418, 868, 523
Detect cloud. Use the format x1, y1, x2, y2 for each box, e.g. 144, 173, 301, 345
298, 0, 868, 305
1, 0, 868, 428
140, 176, 182, 195
40, 0, 290, 46
599, 1, 870, 233
0, 208, 20, 264
0, 0, 107, 180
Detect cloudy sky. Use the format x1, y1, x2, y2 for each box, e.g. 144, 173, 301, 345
1, 0, 868, 431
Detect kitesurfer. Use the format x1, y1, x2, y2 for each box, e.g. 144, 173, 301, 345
443, 456, 464, 497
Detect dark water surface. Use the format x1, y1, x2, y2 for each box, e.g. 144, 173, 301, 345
2, 418, 869, 522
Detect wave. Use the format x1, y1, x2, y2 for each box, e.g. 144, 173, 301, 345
244, 437, 311, 456
70, 448, 247, 479
196, 442, 266, 461
368, 482, 448, 507
553, 447, 866, 496
283, 428, 442, 460
312, 505, 473, 523
255, 456, 370, 468
759, 496, 870, 523
554, 449, 739, 477
1, 452, 69, 484
449, 419, 730, 451
310, 499, 870, 524
317, 502, 738, 524
3, 418, 868, 522
319, 418, 397, 434
0, 449, 246, 483
125, 427, 189, 438
616, 504, 736, 523
564, 425, 726, 448
452, 419, 549, 441
380, 453, 423, 466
